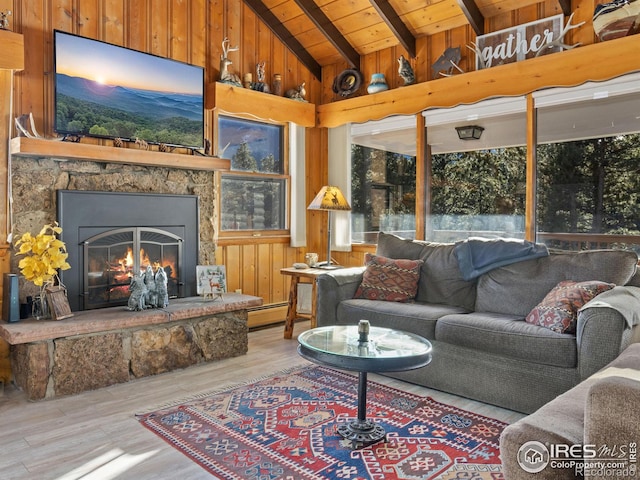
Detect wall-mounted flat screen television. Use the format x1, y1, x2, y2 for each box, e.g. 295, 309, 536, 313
54, 30, 205, 150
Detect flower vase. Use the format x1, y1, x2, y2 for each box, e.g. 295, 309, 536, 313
32, 292, 50, 320
367, 73, 389, 94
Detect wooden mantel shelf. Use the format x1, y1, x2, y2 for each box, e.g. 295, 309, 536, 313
10, 137, 230, 171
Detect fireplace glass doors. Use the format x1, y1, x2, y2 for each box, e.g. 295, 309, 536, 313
84, 227, 182, 309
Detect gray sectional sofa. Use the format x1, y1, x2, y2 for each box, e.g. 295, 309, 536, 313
500, 342, 640, 479
315, 232, 640, 413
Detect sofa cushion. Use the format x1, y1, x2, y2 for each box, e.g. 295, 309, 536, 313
476, 249, 638, 317
376, 232, 476, 310
376, 231, 430, 261
526, 280, 615, 334
435, 312, 577, 368
353, 253, 423, 302
337, 299, 467, 339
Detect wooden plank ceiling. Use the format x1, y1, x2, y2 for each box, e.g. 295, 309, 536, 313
244, 0, 570, 79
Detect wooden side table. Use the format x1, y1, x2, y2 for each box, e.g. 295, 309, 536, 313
280, 267, 327, 339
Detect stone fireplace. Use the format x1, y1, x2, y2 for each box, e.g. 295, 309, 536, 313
9, 153, 218, 306
1, 149, 261, 400
57, 190, 199, 311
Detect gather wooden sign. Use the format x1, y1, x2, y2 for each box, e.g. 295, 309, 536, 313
474, 14, 566, 70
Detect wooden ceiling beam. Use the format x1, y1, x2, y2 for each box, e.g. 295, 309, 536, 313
293, 0, 361, 70
369, 0, 416, 58
242, 0, 322, 80
558, 0, 572, 16
457, 0, 484, 36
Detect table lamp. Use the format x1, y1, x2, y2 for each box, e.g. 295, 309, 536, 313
307, 185, 351, 269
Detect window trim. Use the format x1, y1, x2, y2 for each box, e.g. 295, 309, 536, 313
214, 110, 291, 239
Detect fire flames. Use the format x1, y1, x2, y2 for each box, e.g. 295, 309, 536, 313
87, 246, 178, 304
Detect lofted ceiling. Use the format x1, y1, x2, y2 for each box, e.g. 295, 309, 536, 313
243, 0, 573, 79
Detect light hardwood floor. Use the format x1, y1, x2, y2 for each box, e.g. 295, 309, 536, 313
0, 320, 525, 479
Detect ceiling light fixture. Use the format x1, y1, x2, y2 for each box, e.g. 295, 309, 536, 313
455, 125, 484, 140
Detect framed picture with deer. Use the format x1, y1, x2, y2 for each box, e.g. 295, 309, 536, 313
196, 265, 227, 300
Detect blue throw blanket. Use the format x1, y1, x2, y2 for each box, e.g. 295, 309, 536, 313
454, 237, 549, 281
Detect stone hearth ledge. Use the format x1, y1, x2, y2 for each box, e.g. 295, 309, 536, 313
1, 294, 262, 400
0, 294, 262, 345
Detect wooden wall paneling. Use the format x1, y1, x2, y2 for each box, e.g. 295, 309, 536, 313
20, 2, 48, 140
428, 31, 447, 81
256, 243, 271, 300
305, 125, 326, 258
0, 70, 12, 251
225, 0, 242, 56
126, 0, 149, 52
283, 46, 297, 96
170, 0, 189, 62
361, 51, 377, 89
208, 0, 224, 82
270, 243, 286, 301
414, 36, 428, 85
103, 0, 125, 42
241, 244, 257, 296
190, 0, 207, 65
241, 2, 257, 78
321, 61, 347, 104
573, 1, 599, 46
379, 47, 394, 87
515, 2, 541, 25
257, 10, 274, 84
385, 46, 402, 90
449, 25, 471, 76
271, 35, 285, 92
50, 1, 73, 33
220, 244, 242, 293
149, 0, 169, 56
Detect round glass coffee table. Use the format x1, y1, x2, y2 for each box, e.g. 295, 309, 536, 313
297, 320, 432, 449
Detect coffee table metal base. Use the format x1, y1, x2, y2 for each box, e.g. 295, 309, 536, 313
337, 419, 386, 448
336, 371, 386, 449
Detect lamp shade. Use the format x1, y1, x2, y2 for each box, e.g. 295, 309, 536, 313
307, 186, 351, 211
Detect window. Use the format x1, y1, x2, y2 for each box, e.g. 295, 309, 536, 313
350, 116, 417, 243
534, 77, 640, 252
217, 115, 288, 232
424, 97, 527, 242
429, 148, 526, 242
351, 145, 416, 243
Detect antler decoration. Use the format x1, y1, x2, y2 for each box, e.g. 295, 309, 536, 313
221, 37, 239, 59
535, 13, 585, 57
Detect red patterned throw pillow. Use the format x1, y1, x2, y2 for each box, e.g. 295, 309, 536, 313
354, 253, 423, 302
525, 280, 615, 334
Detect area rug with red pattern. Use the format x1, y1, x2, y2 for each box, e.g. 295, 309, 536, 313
137, 365, 507, 479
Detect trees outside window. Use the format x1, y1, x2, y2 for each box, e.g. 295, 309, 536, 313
536, 134, 640, 250
428, 147, 526, 242
218, 116, 287, 232
351, 144, 416, 243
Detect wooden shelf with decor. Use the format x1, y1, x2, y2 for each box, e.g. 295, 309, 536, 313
10, 137, 230, 171
317, 34, 640, 128
207, 82, 316, 127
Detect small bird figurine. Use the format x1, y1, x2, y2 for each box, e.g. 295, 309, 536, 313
397, 55, 415, 86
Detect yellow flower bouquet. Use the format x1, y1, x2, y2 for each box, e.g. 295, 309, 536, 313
14, 222, 71, 287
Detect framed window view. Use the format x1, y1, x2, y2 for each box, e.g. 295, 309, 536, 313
217, 115, 289, 233
220, 176, 287, 230
217, 115, 284, 173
